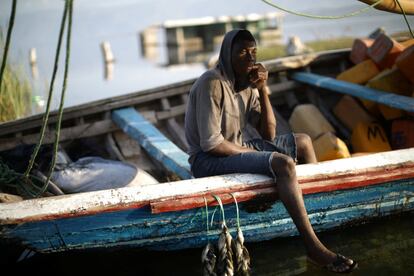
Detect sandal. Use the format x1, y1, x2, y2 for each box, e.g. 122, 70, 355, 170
308, 254, 358, 274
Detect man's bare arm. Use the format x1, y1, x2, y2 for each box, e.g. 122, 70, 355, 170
257, 85, 276, 141
209, 140, 256, 157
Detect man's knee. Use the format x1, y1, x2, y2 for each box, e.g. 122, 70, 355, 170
296, 133, 313, 151
271, 153, 296, 178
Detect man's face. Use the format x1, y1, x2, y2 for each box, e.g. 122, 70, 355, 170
231, 40, 257, 78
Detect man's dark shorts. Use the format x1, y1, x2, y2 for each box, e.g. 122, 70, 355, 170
191, 133, 297, 179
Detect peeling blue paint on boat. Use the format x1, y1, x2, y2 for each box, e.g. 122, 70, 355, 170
291, 72, 414, 112
3, 179, 413, 253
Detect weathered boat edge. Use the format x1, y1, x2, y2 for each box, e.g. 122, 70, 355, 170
0, 148, 413, 225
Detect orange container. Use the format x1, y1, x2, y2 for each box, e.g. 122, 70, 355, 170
350, 38, 374, 64
336, 59, 380, 85
333, 95, 375, 130
351, 122, 391, 153
367, 34, 404, 69
396, 45, 414, 84
391, 119, 414, 149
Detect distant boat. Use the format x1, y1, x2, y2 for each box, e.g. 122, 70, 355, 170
0, 49, 413, 254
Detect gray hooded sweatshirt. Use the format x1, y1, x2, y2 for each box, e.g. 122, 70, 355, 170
184, 29, 261, 164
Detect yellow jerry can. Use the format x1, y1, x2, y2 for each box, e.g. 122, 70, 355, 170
336, 59, 380, 85
312, 132, 351, 161
351, 122, 391, 152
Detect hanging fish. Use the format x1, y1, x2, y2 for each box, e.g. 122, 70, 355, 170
216, 224, 234, 276
202, 242, 217, 276
230, 193, 251, 276
201, 197, 217, 276
232, 227, 251, 276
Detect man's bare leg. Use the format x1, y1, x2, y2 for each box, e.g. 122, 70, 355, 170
271, 153, 354, 270
294, 133, 317, 164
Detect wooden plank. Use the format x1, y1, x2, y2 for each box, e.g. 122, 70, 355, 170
292, 72, 414, 112
111, 107, 192, 180
0, 81, 194, 136
151, 187, 276, 214
156, 104, 186, 120
0, 119, 117, 151
268, 80, 300, 97
151, 162, 414, 213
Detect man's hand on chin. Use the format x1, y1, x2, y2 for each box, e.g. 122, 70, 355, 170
249, 63, 268, 90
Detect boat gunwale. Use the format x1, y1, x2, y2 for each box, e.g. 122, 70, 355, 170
0, 148, 413, 225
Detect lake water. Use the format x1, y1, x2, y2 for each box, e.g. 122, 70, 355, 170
0, 0, 411, 110
6, 212, 414, 275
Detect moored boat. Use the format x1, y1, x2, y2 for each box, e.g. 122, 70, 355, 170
0, 49, 413, 255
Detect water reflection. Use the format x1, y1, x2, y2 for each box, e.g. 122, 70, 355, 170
100, 41, 115, 80
29, 48, 39, 80
140, 12, 284, 66
9, 213, 414, 275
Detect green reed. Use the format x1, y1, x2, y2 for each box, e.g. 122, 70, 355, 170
0, 61, 32, 122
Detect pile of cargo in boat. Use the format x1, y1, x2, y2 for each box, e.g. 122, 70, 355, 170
288, 32, 414, 162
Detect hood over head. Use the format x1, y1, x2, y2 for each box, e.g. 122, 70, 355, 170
217, 29, 256, 89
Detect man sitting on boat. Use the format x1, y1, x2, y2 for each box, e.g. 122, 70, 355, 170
184, 29, 357, 273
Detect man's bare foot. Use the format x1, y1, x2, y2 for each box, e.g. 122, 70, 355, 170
307, 248, 357, 273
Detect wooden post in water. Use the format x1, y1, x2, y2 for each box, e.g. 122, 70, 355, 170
29, 48, 39, 80
100, 41, 115, 80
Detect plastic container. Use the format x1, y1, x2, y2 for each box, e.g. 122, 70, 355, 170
391, 119, 414, 149
288, 104, 335, 140
336, 59, 380, 85
367, 34, 404, 69
312, 132, 350, 161
351, 122, 391, 152
333, 95, 375, 131
350, 38, 374, 64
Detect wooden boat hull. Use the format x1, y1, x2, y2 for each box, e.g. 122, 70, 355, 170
1, 178, 413, 253
1, 148, 413, 253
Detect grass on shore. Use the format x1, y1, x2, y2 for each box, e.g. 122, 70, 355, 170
0, 62, 32, 122
257, 30, 412, 62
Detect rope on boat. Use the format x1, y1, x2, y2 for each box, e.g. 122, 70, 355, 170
395, 0, 414, 38
0, 0, 17, 94
204, 197, 211, 237
201, 197, 218, 276
24, 0, 73, 197
40, 0, 73, 197
261, 0, 385, 19
0, 159, 49, 197
262, 0, 413, 38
